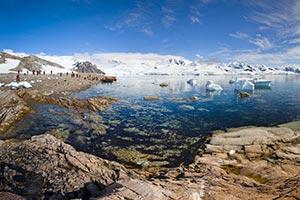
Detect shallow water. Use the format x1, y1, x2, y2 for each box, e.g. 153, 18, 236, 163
5, 75, 300, 167
77, 75, 300, 131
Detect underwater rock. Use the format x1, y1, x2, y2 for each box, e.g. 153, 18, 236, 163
109, 148, 151, 169
197, 108, 209, 112
178, 105, 195, 111
143, 96, 160, 101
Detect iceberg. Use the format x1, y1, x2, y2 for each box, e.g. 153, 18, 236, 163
206, 80, 223, 91
234, 79, 254, 91
187, 79, 197, 86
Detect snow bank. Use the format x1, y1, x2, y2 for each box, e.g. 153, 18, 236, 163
0, 58, 20, 74
5, 81, 33, 89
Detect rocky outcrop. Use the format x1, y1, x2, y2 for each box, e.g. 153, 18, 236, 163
0, 90, 31, 133
73, 61, 105, 74
0, 134, 125, 199
0, 134, 205, 200
96, 175, 205, 200
16, 90, 117, 112
189, 124, 300, 200
0, 121, 299, 199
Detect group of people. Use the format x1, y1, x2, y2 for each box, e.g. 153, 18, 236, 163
15, 69, 107, 82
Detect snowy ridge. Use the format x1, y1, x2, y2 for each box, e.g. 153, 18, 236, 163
0, 50, 299, 75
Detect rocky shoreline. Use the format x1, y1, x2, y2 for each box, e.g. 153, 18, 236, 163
0, 121, 298, 199
0, 74, 299, 199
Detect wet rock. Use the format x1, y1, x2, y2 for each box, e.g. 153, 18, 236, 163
159, 83, 168, 87
0, 90, 31, 133
189, 96, 199, 102
109, 148, 151, 169
239, 91, 251, 98
0, 134, 125, 198
16, 90, 117, 112
144, 96, 160, 101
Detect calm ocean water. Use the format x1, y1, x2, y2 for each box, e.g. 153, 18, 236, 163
5, 75, 300, 167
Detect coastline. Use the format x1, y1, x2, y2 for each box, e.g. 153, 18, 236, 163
0, 120, 298, 199
0, 73, 299, 199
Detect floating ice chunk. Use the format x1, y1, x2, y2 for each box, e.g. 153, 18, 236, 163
30, 80, 35, 84
234, 79, 254, 91
187, 79, 197, 86
206, 80, 223, 91
0, 83, 4, 87
229, 78, 236, 84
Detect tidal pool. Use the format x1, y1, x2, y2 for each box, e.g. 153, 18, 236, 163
5, 75, 300, 168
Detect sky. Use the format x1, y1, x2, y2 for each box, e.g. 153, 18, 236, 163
0, 0, 300, 66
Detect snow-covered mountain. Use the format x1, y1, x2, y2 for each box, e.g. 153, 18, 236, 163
0, 50, 298, 76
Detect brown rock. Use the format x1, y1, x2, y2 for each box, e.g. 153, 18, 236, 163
0, 134, 125, 198
0, 90, 31, 133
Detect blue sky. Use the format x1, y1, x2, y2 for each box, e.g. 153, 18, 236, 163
1, 0, 300, 65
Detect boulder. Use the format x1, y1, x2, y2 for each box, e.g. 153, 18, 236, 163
0, 134, 125, 199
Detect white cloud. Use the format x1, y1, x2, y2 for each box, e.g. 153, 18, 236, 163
289, 38, 300, 44
104, 0, 154, 36
189, 5, 202, 24
161, 1, 177, 27
246, 0, 300, 41
230, 32, 274, 49
233, 46, 300, 66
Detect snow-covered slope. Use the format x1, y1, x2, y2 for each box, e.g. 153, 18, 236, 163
0, 52, 70, 74
0, 50, 298, 76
